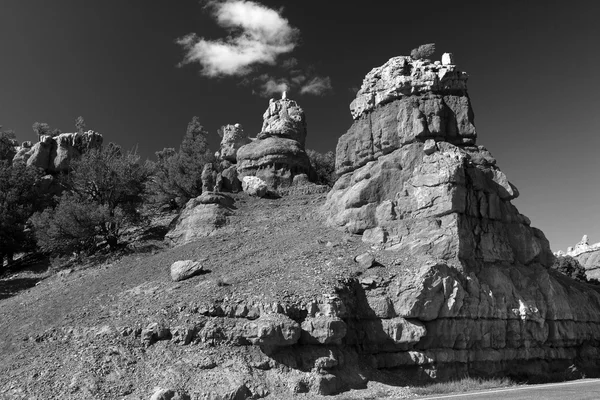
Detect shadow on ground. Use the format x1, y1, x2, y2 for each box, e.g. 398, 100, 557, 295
0, 255, 50, 300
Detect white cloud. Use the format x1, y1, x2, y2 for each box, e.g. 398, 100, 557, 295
177, 1, 299, 77
299, 76, 333, 96
250, 72, 333, 97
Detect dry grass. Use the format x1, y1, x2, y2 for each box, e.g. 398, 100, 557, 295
412, 376, 515, 397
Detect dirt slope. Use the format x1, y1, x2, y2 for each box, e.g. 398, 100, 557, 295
1, 192, 413, 399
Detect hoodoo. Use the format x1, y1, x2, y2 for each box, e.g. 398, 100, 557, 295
236, 95, 311, 188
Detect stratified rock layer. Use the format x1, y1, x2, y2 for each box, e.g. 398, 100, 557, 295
322, 54, 600, 378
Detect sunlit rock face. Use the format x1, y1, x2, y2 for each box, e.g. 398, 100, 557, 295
559, 235, 600, 280
236, 97, 310, 189
322, 53, 600, 379
12, 131, 103, 172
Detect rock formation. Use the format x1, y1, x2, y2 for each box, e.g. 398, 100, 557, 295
558, 235, 600, 280
12, 131, 103, 173
217, 123, 250, 163
165, 192, 234, 246
322, 53, 600, 379
236, 96, 311, 188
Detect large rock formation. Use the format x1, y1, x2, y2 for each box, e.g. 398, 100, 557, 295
236, 97, 311, 188
12, 131, 103, 173
558, 235, 600, 280
322, 53, 600, 378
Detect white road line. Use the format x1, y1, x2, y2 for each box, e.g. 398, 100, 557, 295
421, 379, 600, 399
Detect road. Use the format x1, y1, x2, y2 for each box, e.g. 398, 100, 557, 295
422, 379, 600, 400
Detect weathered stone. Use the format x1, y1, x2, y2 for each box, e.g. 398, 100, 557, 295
247, 313, 301, 348
142, 323, 171, 344
259, 98, 307, 146
350, 56, 469, 120
218, 123, 250, 163
165, 193, 234, 246
441, 52, 454, 65
301, 316, 347, 344
354, 252, 375, 268
149, 388, 190, 400
424, 139, 437, 155
242, 176, 268, 197
170, 260, 204, 282
16, 131, 103, 172
236, 96, 311, 188
220, 165, 241, 192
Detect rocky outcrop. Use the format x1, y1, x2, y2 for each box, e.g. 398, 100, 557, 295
237, 97, 311, 189
558, 235, 600, 280
217, 123, 250, 163
12, 131, 103, 173
321, 53, 600, 379
165, 192, 234, 246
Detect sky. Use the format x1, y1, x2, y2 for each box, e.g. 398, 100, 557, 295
0, 0, 599, 252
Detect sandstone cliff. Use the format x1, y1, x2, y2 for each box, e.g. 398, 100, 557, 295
320, 53, 600, 379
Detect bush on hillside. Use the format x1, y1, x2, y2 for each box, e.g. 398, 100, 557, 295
0, 161, 43, 266
0, 129, 18, 161
551, 255, 589, 283
148, 116, 215, 208
31, 143, 153, 254
410, 43, 436, 60
306, 149, 337, 187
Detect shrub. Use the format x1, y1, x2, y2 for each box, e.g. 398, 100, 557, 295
410, 43, 436, 60
551, 255, 588, 283
0, 129, 17, 161
32, 122, 52, 138
306, 149, 337, 187
148, 117, 215, 207
31, 143, 153, 254
0, 161, 43, 265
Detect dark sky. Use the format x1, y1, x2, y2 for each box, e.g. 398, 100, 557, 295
1, 0, 599, 252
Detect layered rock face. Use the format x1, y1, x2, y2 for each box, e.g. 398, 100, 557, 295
237, 97, 311, 188
559, 235, 600, 280
12, 131, 103, 172
322, 54, 600, 378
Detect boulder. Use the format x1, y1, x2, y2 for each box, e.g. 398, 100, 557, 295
165, 192, 234, 245
241, 176, 268, 198
170, 260, 204, 282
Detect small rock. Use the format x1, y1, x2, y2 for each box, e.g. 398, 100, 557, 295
170, 260, 203, 282
242, 176, 268, 197
354, 252, 375, 268
149, 388, 191, 400
141, 322, 171, 344
441, 52, 454, 65
424, 139, 437, 155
